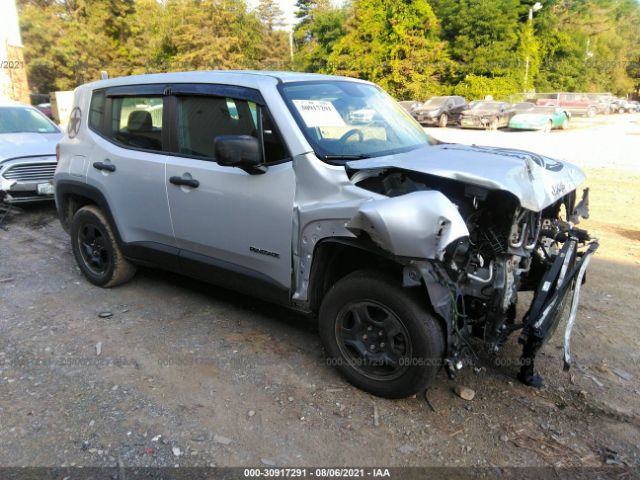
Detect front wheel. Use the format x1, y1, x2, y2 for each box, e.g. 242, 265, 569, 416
319, 270, 444, 398
438, 113, 448, 128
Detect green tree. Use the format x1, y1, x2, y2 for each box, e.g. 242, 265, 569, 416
293, 5, 346, 72
257, 0, 286, 32
326, 0, 451, 100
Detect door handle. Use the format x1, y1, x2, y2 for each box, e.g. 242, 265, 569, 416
169, 176, 199, 188
93, 161, 116, 172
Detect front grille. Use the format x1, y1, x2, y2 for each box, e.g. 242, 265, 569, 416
2, 162, 57, 182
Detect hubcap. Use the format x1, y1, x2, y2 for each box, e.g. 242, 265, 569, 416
335, 301, 412, 380
78, 223, 110, 275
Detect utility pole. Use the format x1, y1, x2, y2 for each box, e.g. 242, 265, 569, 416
524, 2, 543, 91
289, 30, 294, 61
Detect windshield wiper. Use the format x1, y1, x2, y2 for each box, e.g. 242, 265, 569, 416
321, 154, 371, 160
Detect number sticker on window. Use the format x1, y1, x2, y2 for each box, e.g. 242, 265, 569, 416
292, 100, 346, 128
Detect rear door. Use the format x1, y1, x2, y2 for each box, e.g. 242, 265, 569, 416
86, 85, 177, 254
163, 84, 296, 303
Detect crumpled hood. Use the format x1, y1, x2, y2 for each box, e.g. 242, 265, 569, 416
347, 144, 586, 212
0, 132, 62, 162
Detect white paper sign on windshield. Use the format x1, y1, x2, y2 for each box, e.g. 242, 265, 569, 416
292, 100, 346, 127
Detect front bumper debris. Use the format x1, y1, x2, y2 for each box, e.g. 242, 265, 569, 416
518, 235, 599, 386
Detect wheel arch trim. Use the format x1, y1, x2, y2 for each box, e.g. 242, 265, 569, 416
55, 179, 123, 245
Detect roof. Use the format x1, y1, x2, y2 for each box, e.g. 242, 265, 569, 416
82, 70, 371, 91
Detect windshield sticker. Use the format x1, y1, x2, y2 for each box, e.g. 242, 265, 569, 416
292, 100, 346, 127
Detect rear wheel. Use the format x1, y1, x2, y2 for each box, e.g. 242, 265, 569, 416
319, 270, 444, 398
543, 120, 552, 133
561, 116, 569, 130
586, 107, 596, 118
438, 113, 448, 128
488, 118, 499, 131
70, 205, 136, 287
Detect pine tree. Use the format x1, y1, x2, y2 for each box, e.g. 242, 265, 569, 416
257, 0, 286, 32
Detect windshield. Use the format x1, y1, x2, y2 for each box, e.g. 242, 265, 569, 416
0, 106, 59, 134
279, 81, 430, 160
422, 97, 447, 107
470, 101, 500, 111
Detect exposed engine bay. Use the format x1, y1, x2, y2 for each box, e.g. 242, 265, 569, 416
347, 163, 598, 387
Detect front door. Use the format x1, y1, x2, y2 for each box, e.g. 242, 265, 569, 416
164, 86, 296, 302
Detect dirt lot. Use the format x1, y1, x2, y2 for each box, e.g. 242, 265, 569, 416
1, 114, 639, 468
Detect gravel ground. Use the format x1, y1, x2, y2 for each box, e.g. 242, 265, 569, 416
0, 114, 639, 468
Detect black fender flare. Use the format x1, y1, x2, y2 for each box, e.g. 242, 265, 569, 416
55, 179, 123, 245
306, 236, 406, 313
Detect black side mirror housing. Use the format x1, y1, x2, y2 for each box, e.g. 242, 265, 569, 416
214, 135, 266, 174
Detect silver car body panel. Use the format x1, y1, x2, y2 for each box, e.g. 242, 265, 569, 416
345, 144, 586, 212
346, 191, 469, 259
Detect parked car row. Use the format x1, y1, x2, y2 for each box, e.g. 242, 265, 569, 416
399, 92, 638, 131
399, 96, 572, 132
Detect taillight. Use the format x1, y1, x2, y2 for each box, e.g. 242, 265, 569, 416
56, 143, 60, 162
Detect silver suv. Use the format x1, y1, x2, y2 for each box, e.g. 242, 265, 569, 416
54, 71, 597, 398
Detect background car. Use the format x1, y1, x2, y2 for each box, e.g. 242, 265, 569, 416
0, 100, 63, 203
348, 108, 377, 124
508, 106, 570, 132
412, 95, 467, 127
530, 93, 598, 117
397, 100, 422, 114
35, 102, 54, 120
459, 101, 514, 130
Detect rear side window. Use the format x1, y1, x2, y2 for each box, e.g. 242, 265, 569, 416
176, 95, 287, 164
110, 96, 163, 151
89, 90, 106, 134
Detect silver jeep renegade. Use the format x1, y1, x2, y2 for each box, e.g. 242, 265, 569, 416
54, 71, 597, 398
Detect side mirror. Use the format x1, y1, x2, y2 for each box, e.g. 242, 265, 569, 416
214, 135, 266, 174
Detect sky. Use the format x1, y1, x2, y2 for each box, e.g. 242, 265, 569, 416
246, 0, 344, 31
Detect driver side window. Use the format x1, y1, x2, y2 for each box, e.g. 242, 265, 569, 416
175, 95, 288, 164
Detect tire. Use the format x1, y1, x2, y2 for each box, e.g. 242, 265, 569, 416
438, 113, 448, 128
488, 118, 498, 131
543, 120, 552, 133
561, 117, 569, 130
70, 205, 136, 287
319, 269, 445, 399
586, 107, 596, 118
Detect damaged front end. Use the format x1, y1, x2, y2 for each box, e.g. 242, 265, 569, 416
345, 148, 598, 387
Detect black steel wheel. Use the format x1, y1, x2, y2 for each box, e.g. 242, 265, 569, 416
335, 300, 412, 381
319, 269, 445, 398
70, 205, 136, 287
78, 223, 110, 275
